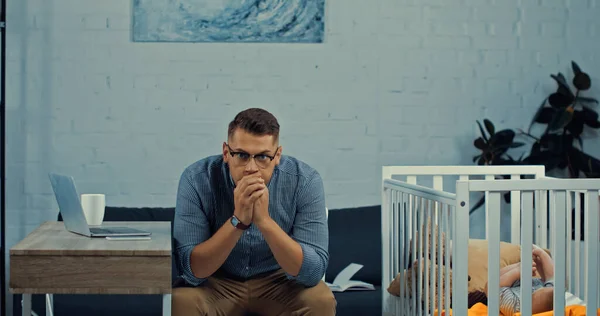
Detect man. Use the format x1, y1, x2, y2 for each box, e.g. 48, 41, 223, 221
172, 108, 336, 316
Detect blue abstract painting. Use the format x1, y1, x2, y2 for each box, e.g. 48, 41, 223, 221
132, 0, 325, 43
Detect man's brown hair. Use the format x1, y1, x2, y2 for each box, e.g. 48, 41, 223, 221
228, 108, 280, 142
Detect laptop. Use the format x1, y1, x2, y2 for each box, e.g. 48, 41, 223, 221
48, 173, 151, 238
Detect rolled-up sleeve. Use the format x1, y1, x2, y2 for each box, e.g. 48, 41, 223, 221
286, 171, 329, 287
173, 169, 210, 286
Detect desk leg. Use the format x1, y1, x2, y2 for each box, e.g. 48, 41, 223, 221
162, 294, 171, 316
21, 294, 31, 316
46, 294, 54, 316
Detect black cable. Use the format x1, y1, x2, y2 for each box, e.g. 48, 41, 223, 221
1, 0, 6, 314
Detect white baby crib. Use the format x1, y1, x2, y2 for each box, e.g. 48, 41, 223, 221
382, 165, 600, 316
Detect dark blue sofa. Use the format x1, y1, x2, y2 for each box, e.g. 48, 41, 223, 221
12, 205, 383, 316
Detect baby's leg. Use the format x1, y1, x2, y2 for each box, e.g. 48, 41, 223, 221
498, 264, 537, 288
500, 262, 521, 276
531, 287, 553, 314
533, 246, 555, 282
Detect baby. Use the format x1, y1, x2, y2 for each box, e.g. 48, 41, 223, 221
485, 245, 555, 316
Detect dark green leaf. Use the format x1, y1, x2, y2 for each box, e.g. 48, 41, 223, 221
488, 130, 516, 153
585, 120, 600, 128
476, 120, 488, 142
529, 97, 549, 133
571, 148, 600, 177
573, 72, 591, 91
531, 142, 541, 154
572, 61, 582, 74
548, 92, 573, 108
470, 195, 485, 215
576, 96, 598, 104
582, 107, 600, 127
484, 119, 495, 135
566, 113, 584, 137
535, 107, 555, 124
473, 154, 481, 163
549, 106, 574, 131
581, 106, 599, 121
474, 137, 486, 149
551, 73, 575, 99
575, 136, 583, 151
510, 142, 526, 148
503, 192, 511, 203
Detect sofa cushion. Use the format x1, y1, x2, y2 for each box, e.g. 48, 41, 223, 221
326, 205, 381, 286
334, 287, 382, 316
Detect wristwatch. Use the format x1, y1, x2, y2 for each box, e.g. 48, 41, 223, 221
231, 215, 251, 230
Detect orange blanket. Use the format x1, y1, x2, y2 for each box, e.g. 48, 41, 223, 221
436, 303, 600, 316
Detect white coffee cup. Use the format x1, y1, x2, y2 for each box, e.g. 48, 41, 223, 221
80, 194, 105, 226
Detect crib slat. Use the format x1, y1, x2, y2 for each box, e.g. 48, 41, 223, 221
535, 190, 548, 248
443, 203, 450, 316
454, 181, 470, 316
549, 190, 556, 258
487, 191, 501, 316
392, 192, 406, 315
535, 190, 541, 246
407, 175, 417, 185
553, 191, 566, 315
382, 186, 392, 312
540, 190, 548, 249
398, 191, 404, 315
566, 191, 572, 294
418, 197, 424, 316
433, 176, 442, 227
430, 202, 436, 316
426, 202, 433, 316
585, 191, 599, 316
403, 193, 410, 316
436, 202, 443, 316
392, 190, 399, 315
511, 174, 521, 244
574, 192, 581, 298
423, 198, 430, 316
485, 175, 494, 240
433, 176, 443, 191
521, 191, 534, 316
410, 195, 418, 315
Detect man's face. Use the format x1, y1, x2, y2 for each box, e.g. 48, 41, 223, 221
222, 128, 281, 186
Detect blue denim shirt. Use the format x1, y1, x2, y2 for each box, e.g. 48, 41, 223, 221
173, 154, 329, 287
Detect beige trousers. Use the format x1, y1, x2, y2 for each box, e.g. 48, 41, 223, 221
172, 269, 337, 316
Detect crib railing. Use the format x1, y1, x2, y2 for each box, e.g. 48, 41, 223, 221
382, 166, 546, 244
381, 165, 546, 316
456, 178, 600, 316
382, 178, 457, 316
562, 188, 600, 304
383, 173, 599, 316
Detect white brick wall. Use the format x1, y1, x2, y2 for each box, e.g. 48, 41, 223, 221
4, 0, 600, 313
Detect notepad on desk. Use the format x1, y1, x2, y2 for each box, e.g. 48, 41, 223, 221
105, 236, 151, 241
325, 263, 375, 292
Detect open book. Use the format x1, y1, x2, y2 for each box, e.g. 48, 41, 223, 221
325, 263, 375, 292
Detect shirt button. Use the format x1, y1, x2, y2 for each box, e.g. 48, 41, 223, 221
246, 266, 249, 270
246, 231, 250, 235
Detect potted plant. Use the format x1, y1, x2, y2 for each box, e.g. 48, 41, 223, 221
471, 61, 600, 239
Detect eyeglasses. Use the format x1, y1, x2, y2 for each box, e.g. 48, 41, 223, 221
226, 144, 279, 169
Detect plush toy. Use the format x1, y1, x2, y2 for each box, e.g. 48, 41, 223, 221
387, 219, 552, 311
387, 218, 453, 313
387, 258, 453, 312
406, 218, 451, 269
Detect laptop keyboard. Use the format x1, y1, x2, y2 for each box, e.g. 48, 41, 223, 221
90, 227, 133, 234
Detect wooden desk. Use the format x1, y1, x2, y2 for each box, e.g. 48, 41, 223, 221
9, 221, 172, 316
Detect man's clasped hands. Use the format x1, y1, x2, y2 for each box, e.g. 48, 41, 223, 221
233, 172, 270, 227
